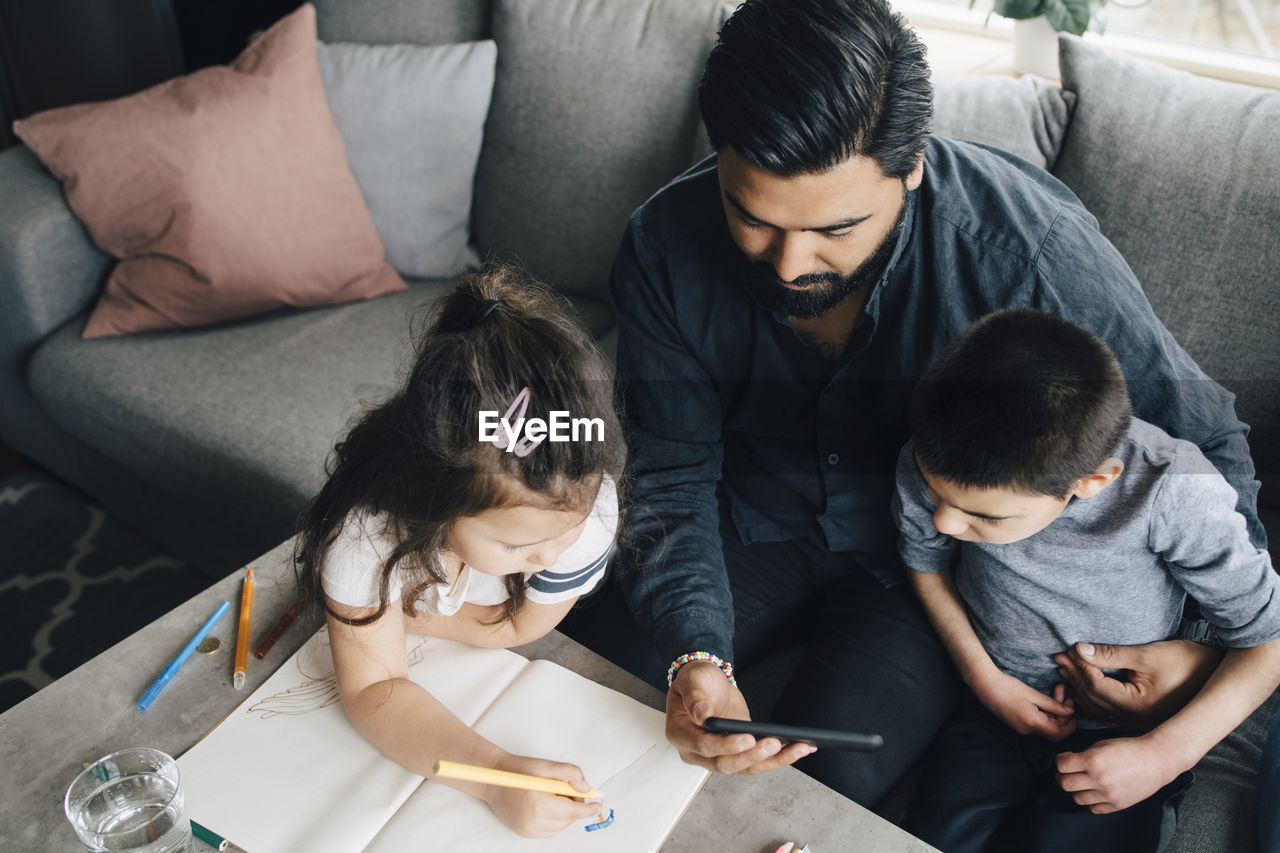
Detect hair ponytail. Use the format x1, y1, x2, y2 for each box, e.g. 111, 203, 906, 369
295, 261, 625, 626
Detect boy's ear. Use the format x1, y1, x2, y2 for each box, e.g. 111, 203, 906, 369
1072, 458, 1125, 499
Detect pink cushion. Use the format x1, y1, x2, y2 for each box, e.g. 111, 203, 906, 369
13, 3, 404, 339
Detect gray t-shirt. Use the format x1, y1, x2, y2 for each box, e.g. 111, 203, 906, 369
893, 419, 1280, 693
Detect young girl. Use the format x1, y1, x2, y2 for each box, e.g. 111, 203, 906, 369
295, 262, 625, 839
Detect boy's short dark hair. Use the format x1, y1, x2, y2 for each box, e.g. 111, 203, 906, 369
697, 0, 932, 180
911, 308, 1133, 498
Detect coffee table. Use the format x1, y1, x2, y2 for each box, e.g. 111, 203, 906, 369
0, 538, 937, 852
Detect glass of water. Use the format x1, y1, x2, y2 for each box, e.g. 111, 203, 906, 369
64, 748, 192, 852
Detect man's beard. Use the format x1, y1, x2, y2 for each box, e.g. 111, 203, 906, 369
744, 192, 909, 320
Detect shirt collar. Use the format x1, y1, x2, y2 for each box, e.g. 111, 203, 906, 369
863, 187, 919, 325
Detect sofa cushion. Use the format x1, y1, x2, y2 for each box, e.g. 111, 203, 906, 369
26, 287, 614, 552
317, 39, 496, 278
312, 0, 491, 45
1053, 35, 1280, 507
1166, 689, 1278, 853
12, 4, 404, 339
472, 0, 730, 302
931, 72, 1075, 171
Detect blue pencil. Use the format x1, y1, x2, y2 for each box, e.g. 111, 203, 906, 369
138, 601, 231, 711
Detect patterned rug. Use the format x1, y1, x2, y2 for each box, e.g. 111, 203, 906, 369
0, 471, 211, 713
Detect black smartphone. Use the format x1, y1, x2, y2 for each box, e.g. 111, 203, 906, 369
701, 717, 883, 752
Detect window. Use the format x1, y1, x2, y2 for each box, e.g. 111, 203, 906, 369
896, 0, 1280, 88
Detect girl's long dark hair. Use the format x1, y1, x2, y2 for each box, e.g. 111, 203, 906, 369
295, 261, 626, 626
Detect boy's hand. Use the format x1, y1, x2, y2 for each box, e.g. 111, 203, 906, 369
482, 754, 603, 838
666, 662, 814, 774
973, 670, 1077, 740
1055, 735, 1182, 813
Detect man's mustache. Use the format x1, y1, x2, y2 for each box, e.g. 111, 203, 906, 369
749, 263, 841, 288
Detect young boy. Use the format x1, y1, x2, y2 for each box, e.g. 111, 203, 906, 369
893, 308, 1280, 853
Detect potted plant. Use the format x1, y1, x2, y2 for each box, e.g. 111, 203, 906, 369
988, 0, 1097, 78
994, 0, 1096, 36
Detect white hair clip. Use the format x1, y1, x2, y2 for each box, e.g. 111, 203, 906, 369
486, 386, 545, 457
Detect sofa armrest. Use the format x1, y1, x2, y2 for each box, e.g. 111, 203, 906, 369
0, 146, 109, 340
0, 144, 110, 447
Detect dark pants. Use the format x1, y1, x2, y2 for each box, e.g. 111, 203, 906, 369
560, 514, 960, 807
905, 694, 1193, 853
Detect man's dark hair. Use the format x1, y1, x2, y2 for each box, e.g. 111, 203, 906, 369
698, 0, 932, 179
911, 308, 1133, 498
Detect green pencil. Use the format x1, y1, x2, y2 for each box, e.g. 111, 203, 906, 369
190, 819, 229, 851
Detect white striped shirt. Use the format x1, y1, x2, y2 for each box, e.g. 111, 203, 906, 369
321, 476, 618, 615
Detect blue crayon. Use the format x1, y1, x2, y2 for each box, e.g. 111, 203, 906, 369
138, 601, 231, 711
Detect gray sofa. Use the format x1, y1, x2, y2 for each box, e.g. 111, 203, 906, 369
0, 0, 1277, 848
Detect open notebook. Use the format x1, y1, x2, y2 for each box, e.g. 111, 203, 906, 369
178, 628, 708, 852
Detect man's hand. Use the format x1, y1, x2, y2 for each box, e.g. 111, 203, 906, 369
1056, 734, 1185, 814
1054, 640, 1225, 729
971, 669, 1077, 740
665, 661, 814, 774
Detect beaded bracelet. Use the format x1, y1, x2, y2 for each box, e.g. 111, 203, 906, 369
667, 651, 737, 688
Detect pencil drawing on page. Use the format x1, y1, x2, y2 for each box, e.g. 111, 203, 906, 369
246, 628, 429, 718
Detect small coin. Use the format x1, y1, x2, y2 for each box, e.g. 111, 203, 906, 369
197, 637, 222, 655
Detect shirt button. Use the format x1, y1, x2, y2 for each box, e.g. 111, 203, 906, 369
827, 453, 840, 466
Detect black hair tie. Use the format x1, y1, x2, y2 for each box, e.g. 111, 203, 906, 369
479, 298, 508, 320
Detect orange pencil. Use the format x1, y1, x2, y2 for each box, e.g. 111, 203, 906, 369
432, 760, 601, 799
233, 568, 255, 689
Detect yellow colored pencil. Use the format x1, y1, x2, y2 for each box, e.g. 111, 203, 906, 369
233, 568, 255, 689
433, 760, 601, 799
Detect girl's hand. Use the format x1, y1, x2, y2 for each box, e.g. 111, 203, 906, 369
972, 669, 1077, 740
480, 754, 603, 838
1056, 734, 1182, 813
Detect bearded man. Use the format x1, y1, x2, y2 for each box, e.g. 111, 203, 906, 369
568, 0, 1261, 807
